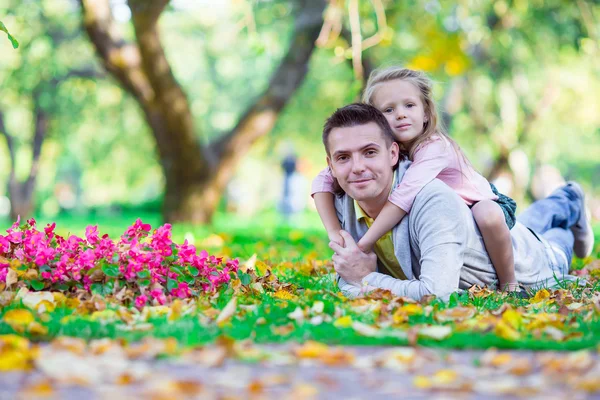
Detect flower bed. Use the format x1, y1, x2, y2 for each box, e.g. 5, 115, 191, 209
0, 218, 238, 307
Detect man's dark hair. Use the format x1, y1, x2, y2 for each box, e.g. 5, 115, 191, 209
322, 103, 396, 156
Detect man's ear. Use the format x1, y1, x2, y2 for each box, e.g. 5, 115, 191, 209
326, 156, 335, 177
389, 142, 400, 166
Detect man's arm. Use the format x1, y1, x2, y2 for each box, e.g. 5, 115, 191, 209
361, 180, 468, 301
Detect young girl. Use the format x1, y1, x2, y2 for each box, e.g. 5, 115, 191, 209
313, 66, 520, 293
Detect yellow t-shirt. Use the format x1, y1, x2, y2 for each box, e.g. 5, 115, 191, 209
354, 201, 407, 280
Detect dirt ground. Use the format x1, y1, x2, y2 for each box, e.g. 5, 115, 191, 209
3, 343, 600, 400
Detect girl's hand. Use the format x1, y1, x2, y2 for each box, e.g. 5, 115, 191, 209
328, 231, 345, 247
357, 238, 374, 253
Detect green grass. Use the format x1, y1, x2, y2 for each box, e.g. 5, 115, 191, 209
0, 211, 599, 351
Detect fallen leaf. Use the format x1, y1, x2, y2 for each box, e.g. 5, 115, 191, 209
294, 341, 329, 359
418, 325, 452, 341
333, 315, 353, 328
529, 289, 551, 304
494, 320, 521, 341
435, 306, 476, 322
216, 297, 237, 326
5, 269, 17, 287
351, 321, 380, 337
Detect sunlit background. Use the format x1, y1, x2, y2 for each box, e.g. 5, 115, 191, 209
0, 0, 599, 241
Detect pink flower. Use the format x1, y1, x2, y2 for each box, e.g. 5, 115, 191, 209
135, 295, 148, 308
85, 225, 100, 246
44, 223, 56, 239
171, 282, 191, 298
149, 289, 167, 305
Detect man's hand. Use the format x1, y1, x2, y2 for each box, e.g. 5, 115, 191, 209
330, 230, 377, 286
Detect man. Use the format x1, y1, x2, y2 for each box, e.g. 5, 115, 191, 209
323, 103, 594, 301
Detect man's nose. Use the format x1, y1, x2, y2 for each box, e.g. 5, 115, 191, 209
351, 155, 366, 173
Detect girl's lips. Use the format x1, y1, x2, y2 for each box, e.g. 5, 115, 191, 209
396, 123, 411, 130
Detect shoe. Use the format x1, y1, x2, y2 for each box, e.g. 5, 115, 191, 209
566, 181, 595, 258
503, 283, 531, 299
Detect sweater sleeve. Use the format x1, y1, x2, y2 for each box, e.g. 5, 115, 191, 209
311, 167, 335, 197
363, 180, 467, 301
388, 139, 451, 213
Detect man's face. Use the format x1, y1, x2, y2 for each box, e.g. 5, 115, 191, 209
327, 122, 399, 202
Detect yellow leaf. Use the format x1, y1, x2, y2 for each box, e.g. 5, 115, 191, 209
255, 260, 270, 276
434, 369, 459, 384
35, 300, 55, 314
414, 375, 432, 389
20, 379, 54, 396
273, 289, 297, 301
502, 309, 523, 330
3, 309, 35, 328
0, 335, 30, 351
0, 349, 31, 371
333, 315, 353, 328
495, 320, 521, 341
27, 321, 48, 336
530, 289, 551, 304
294, 341, 329, 359
90, 310, 117, 322
52, 292, 67, 305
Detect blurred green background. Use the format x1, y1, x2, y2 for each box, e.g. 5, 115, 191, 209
0, 0, 599, 251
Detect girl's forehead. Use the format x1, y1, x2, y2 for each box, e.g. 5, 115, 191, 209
373, 79, 421, 103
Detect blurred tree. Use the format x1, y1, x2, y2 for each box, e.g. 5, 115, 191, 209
79, 0, 325, 224
0, 3, 99, 220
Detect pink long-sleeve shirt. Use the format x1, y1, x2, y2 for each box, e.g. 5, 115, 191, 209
312, 135, 498, 214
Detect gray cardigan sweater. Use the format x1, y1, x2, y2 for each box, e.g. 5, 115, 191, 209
335, 162, 561, 301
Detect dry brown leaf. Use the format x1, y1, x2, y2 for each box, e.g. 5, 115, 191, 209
435, 306, 476, 322
5, 269, 17, 287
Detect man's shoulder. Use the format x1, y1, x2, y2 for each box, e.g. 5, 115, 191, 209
415, 178, 460, 201
411, 179, 468, 220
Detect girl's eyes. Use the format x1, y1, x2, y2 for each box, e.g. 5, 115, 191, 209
406, 103, 415, 108
383, 107, 393, 113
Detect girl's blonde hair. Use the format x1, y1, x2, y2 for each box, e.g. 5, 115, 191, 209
362, 66, 462, 161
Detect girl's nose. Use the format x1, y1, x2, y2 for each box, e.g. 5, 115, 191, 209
395, 109, 406, 119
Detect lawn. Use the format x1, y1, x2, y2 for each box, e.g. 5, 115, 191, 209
0, 210, 599, 359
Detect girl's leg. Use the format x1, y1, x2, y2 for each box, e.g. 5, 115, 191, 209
471, 200, 517, 291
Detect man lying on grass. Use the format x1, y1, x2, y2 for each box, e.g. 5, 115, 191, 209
319, 103, 594, 301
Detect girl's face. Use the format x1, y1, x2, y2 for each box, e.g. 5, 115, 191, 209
371, 79, 428, 144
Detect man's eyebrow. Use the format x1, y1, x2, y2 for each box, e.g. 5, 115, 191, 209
332, 142, 381, 158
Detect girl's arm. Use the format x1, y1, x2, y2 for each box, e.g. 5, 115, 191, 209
311, 167, 344, 245
314, 192, 344, 245
358, 201, 406, 252
388, 138, 451, 215
359, 138, 451, 252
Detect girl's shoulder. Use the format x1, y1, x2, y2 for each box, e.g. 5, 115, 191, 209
414, 135, 448, 154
